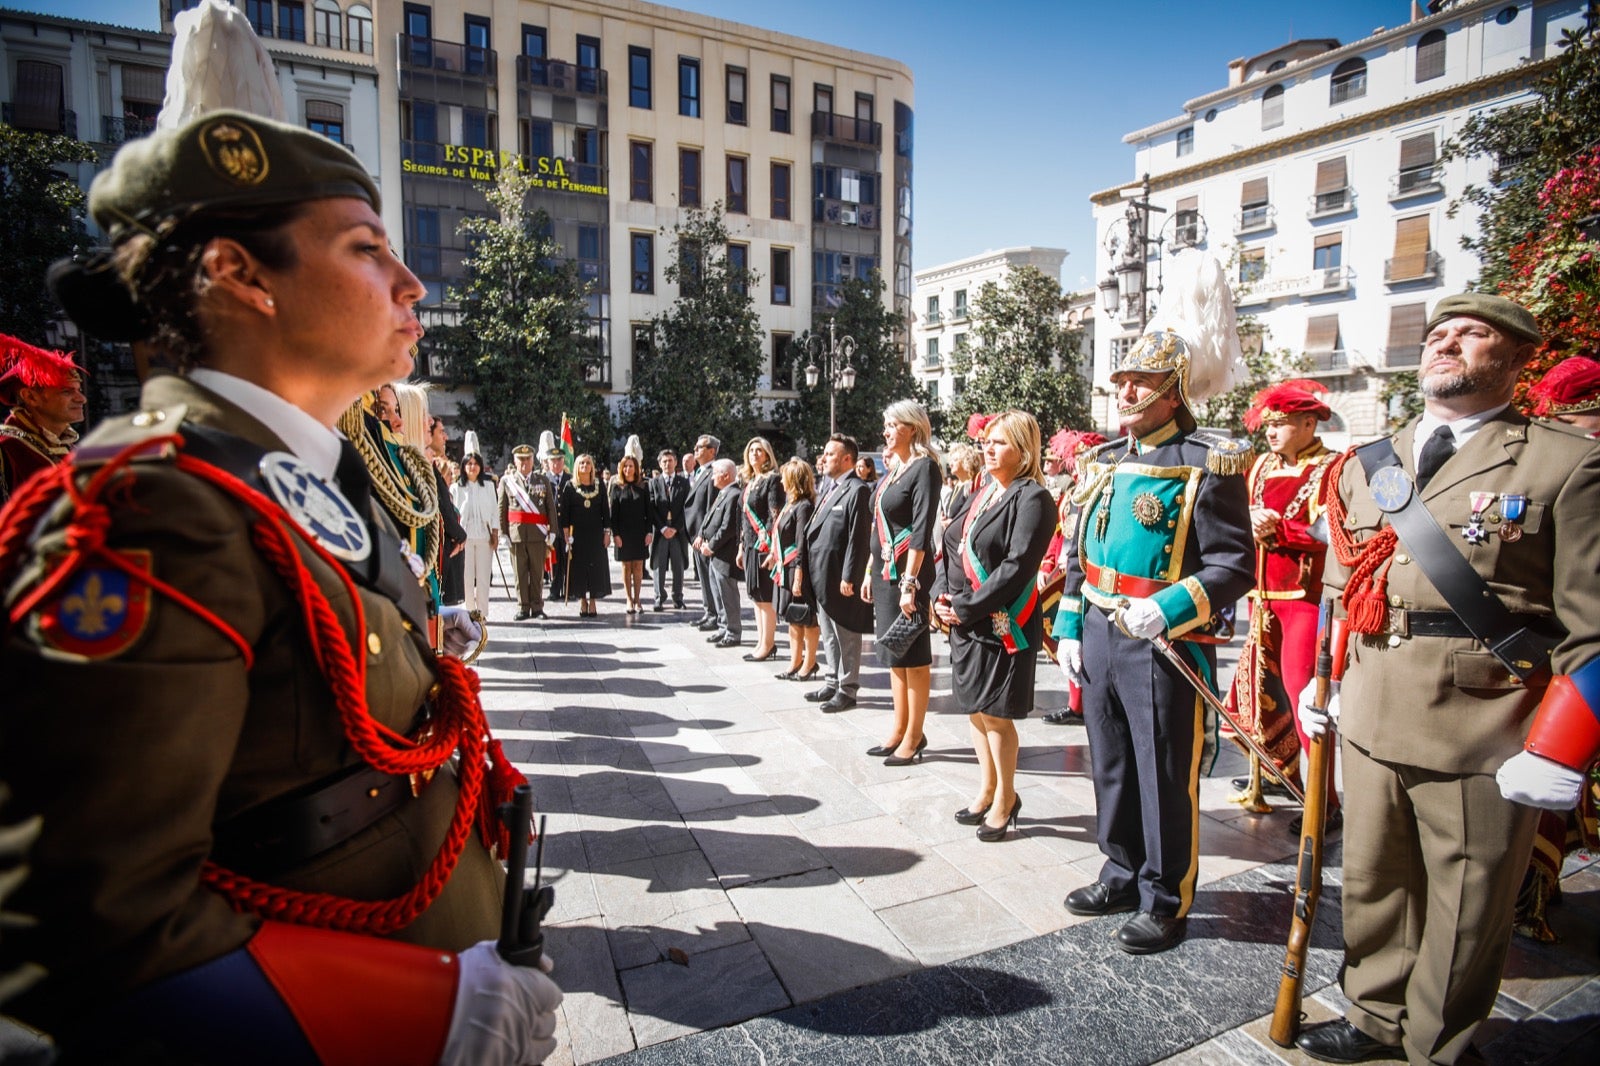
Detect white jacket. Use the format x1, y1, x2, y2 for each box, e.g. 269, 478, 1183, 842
451, 479, 499, 541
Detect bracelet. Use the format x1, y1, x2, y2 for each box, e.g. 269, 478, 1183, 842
899, 576, 920, 593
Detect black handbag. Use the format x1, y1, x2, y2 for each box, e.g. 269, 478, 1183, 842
876, 608, 927, 665
784, 598, 815, 625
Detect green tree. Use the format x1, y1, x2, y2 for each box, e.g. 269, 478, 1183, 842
617, 205, 764, 454
1378, 371, 1425, 432
1192, 342, 1314, 443
945, 265, 1090, 437
0, 125, 95, 340
778, 272, 927, 453
1444, 19, 1600, 291
440, 169, 608, 461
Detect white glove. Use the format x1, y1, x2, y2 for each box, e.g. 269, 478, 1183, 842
440, 606, 483, 658
440, 941, 564, 1066
1058, 638, 1083, 686
1496, 751, 1586, 810
1115, 597, 1166, 641
1296, 681, 1339, 738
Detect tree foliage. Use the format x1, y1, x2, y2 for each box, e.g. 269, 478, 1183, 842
944, 265, 1091, 439
617, 205, 765, 455
777, 273, 927, 454
1378, 371, 1424, 433
0, 125, 95, 341
1192, 317, 1313, 442
441, 169, 608, 463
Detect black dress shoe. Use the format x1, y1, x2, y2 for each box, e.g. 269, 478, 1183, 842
1288, 807, 1344, 837
1063, 881, 1138, 917
514, 609, 531, 621
805, 687, 836, 703
1296, 1019, 1403, 1063
1231, 775, 1293, 797
820, 694, 857, 714
716, 636, 741, 648
673, 600, 688, 609
697, 620, 721, 632
652, 602, 665, 612
1042, 709, 1080, 725
1116, 911, 1186, 955
706, 631, 728, 643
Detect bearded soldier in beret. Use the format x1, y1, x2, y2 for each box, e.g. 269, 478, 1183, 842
1295, 293, 1600, 1065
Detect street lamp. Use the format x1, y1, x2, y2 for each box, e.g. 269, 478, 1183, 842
802, 317, 858, 435
1097, 174, 1206, 331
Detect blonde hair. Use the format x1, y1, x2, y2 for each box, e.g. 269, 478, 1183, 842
741, 436, 776, 481
780, 458, 816, 504
882, 398, 941, 470
390, 381, 432, 454
945, 442, 981, 481
574, 453, 597, 484
984, 409, 1045, 486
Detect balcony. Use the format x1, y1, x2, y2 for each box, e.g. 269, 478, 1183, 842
101, 115, 156, 145
1307, 188, 1354, 220
2, 102, 76, 138
1311, 265, 1351, 294
922, 355, 942, 370
1304, 349, 1349, 374
923, 310, 943, 326
813, 198, 879, 229
1235, 205, 1275, 235
811, 110, 882, 148
516, 56, 607, 98
1390, 166, 1443, 201
1382, 345, 1423, 369
398, 35, 497, 78
1385, 251, 1442, 286
949, 303, 969, 322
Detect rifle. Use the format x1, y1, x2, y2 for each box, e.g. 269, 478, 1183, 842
496, 784, 555, 969
1270, 599, 1346, 1047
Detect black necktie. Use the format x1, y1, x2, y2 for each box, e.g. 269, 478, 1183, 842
1416, 425, 1456, 489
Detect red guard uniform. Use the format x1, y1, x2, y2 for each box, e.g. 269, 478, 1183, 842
0, 334, 81, 506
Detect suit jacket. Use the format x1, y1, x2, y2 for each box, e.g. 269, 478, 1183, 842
939, 479, 1057, 644
1327, 409, 1600, 774
650, 472, 689, 535
685, 466, 718, 540
701, 482, 743, 563
805, 471, 873, 633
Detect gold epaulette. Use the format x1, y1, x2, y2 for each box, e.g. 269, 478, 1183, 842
1191, 431, 1255, 477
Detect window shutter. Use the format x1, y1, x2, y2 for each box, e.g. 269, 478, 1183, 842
13, 60, 63, 131
1314, 233, 1342, 250
120, 64, 165, 104
1240, 177, 1269, 206
1416, 30, 1446, 82
1391, 216, 1431, 279
1387, 302, 1428, 349
1315, 157, 1347, 195
1304, 315, 1340, 354
306, 99, 344, 123
1175, 195, 1198, 213
1399, 133, 1436, 171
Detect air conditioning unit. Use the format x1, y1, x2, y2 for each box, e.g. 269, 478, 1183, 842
840, 209, 858, 225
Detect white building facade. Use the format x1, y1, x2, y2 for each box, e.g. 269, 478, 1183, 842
1088, 0, 1590, 437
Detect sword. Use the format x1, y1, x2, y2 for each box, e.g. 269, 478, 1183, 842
1113, 597, 1306, 805
494, 541, 511, 590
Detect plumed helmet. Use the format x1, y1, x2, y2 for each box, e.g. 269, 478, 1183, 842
538, 430, 559, 459
0, 334, 82, 405
1112, 251, 1245, 409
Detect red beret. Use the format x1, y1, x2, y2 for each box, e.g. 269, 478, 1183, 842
1529, 357, 1600, 417
966, 413, 994, 440
1244, 379, 1331, 432
0, 333, 81, 401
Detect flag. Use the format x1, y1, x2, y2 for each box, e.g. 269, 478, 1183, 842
559, 414, 576, 469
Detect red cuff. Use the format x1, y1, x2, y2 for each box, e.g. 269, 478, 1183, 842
1524, 675, 1600, 771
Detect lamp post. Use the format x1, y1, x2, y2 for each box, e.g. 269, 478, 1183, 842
1097, 174, 1206, 330
803, 317, 858, 436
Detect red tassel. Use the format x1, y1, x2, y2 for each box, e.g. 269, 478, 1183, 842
1346, 593, 1389, 635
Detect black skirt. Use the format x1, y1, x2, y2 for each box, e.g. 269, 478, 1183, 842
950, 627, 1037, 719
872, 573, 932, 668
743, 544, 775, 600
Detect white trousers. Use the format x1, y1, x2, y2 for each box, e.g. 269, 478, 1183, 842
464, 538, 494, 616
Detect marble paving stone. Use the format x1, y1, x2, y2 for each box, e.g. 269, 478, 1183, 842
976, 864, 1095, 937
634, 728, 727, 769
726, 868, 919, 1003
577, 818, 698, 869
855, 773, 976, 847
617, 937, 792, 1048
932, 817, 1062, 884
806, 814, 968, 910
750, 763, 884, 833
603, 897, 751, 971
711, 725, 827, 770
766, 704, 876, 744
648, 755, 767, 814
800, 735, 912, 789
546, 921, 637, 1066
686, 802, 831, 887
567, 769, 682, 822
588, 848, 725, 925
874, 884, 1036, 966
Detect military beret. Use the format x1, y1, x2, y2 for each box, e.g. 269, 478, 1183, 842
89, 109, 379, 240
1425, 292, 1541, 346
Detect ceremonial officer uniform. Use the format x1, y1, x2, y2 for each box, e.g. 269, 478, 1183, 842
499, 446, 556, 619
1301, 293, 1600, 1065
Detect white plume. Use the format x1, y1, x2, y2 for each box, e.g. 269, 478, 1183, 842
158, 0, 284, 130
624, 434, 643, 463
1145, 250, 1245, 404
463, 430, 481, 457
538, 430, 558, 457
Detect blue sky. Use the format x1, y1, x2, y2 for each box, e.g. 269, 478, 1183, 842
27, 0, 1407, 288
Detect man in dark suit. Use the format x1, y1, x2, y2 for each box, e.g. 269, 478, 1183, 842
685, 434, 721, 628
697, 458, 743, 647
649, 448, 690, 610
805, 434, 873, 711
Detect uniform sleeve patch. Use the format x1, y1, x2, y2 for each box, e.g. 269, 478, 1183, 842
37, 551, 154, 659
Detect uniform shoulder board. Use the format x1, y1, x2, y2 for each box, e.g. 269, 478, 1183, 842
1084, 437, 1126, 463
1531, 418, 1597, 443
1190, 431, 1254, 476
71, 403, 190, 468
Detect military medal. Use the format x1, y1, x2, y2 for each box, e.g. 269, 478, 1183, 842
1131, 492, 1164, 528
1462, 491, 1495, 545
575, 482, 600, 509
1499, 493, 1527, 542
259, 452, 371, 563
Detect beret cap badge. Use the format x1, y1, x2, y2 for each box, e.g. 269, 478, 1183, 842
199, 119, 270, 186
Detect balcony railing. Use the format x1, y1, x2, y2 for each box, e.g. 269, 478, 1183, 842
1304, 349, 1349, 373
922, 355, 942, 370
1308, 188, 1354, 219
516, 55, 607, 97
949, 304, 969, 322
923, 310, 943, 325
811, 110, 882, 148
1390, 166, 1443, 200
101, 115, 156, 145
1382, 345, 1423, 368
813, 198, 878, 229
1385, 251, 1442, 285
1235, 205, 1275, 234
398, 34, 497, 78
1312, 265, 1351, 293
2, 102, 76, 138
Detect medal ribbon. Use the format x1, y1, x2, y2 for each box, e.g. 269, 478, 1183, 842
958, 481, 1036, 654
742, 479, 771, 551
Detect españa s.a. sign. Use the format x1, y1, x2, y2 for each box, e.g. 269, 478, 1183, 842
402, 146, 608, 196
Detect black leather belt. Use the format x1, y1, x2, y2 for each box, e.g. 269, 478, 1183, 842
1392, 609, 1543, 638
211, 763, 412, 878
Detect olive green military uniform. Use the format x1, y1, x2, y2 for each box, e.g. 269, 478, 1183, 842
0, 374, 503, 1032
1327, 410, 1600, 1064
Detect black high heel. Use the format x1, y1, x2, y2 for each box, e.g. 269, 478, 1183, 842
976, 795, 1022, 842
954, 803, 992, 826
882, 735, 928, 767
775, 666, 801, 680
865, 739, 902, 757
743, 647, 777, 662
795, 666, 820, 682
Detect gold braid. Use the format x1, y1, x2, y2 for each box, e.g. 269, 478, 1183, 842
337, 402, 441, 576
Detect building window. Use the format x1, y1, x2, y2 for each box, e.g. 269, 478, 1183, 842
1330, 58, 1367, 104
630, 141, 653, 202
1388, 215, 1436, 283
925, 337, 940, 367
522, 25, 546, 59
679, 148, 701, 207
407, 207, 441, 278
1304, 315, 1343, 371
629, 46, 652, 109
953, 290, 968, 318
1173, 196, 1200, 246
576, 35, 600, 93
346, 4, 372, 54
1415, 28, 1446, 82
1239, 177, 1270, 231
463, 15, 491, 75
11, 59, 66, 134
954, 332, 969, 352
313, 0, 341, 47
116, 64, 163, 138
524, 118, 553, 161
952, 375, 965, 396
678, 239, 703, 294
247, 0, 273, 38
306, 99, 344, 143
462, 108, 493, 149
277, 1, 306, 43
727, 66, 747, 125
1495, 5, 1518, 25
1397, 132, 1439, 194
678, 57, 700, 118
1176, 127, 1194, 157
728, 243, 748, 296
576, 225, 603, 285
772, 332, 793, 390
926, 294, 940, 323
814, 83, 833, 114
771, 162, 791, 220
1239, 247, 1266, 285
771, 75, 791, 132
1313, 232, 1343, 273
1262, 83, 1284, 129
402, 99, 438, 161
855, 93, 874, 124
1312, 157, 1351, 215
631, 233, 653, 293
403, 4, 431, 63
726, 155, 748, 214
1384, 302, 1428, 367
632, 323, 653, 375
771, 248, 791, 305
926, 379, 939, 402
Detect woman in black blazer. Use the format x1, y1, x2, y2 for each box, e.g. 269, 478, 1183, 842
933, 410, 1056, 841
771, 458, 821, 680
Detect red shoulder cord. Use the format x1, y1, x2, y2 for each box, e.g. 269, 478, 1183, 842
0, 435, 525, 936
1323, 450, 1398, 635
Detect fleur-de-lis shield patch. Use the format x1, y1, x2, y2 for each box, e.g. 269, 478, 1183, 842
37, 551, 153, 659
